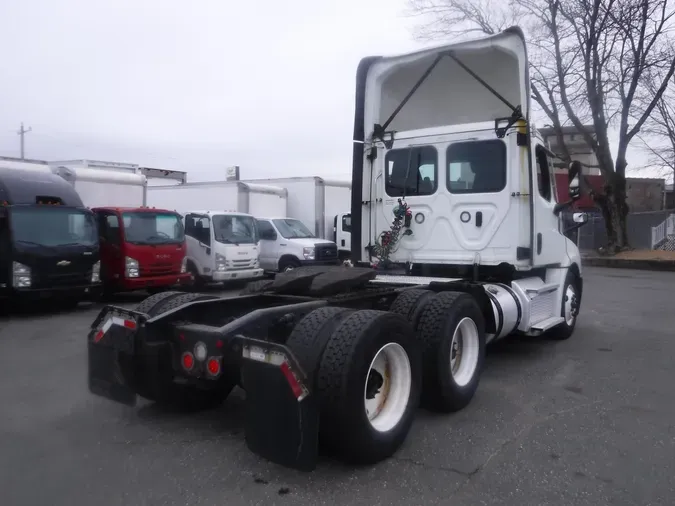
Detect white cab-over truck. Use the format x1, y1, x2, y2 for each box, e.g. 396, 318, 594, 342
182, 210, 264, 286
147, 181, 287, 283
86, 27, 589, 472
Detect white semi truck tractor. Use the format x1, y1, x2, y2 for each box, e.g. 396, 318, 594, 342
85, 26, 589, 472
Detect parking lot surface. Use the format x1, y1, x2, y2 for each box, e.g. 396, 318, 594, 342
1, 267, 674, 506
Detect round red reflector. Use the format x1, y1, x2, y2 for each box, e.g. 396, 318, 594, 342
182, 352, 194, 371
207, 358, 220, 375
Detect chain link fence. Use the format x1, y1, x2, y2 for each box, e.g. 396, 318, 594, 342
563, 210, 672, 252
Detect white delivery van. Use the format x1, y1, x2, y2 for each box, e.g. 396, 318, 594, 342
243, 177, 350, 257
255, 217, 339, 273
182, 210, 264, 286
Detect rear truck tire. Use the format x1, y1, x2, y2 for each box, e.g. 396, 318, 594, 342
240, 279, 274, 295
416, 291, 486, 413
548, 270, 581, 341
134, 291, 184, 316
315, 310, 422, 464
389, 288, 435, 330
278, 257, 301, 273
134, 292, 233, 411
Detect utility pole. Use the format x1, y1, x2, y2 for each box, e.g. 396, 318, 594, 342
17, 122, 32, 159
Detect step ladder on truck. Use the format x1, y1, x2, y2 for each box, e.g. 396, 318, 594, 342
86, 26, 590, 472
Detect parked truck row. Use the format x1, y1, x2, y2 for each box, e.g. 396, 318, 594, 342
0, 157, 352, 305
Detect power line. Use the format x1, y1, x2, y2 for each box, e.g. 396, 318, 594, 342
17, 122, 32, 159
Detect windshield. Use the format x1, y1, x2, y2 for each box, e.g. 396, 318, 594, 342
272, 218, 315, 239
212, 214, 258, 244
122, 212, 184, 245
9, 206, 97, 247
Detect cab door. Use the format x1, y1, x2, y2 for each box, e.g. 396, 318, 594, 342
184, 213, 212, 275
96, 210, 124, 284
0, 210, 10, 291
533, 143, 567, 266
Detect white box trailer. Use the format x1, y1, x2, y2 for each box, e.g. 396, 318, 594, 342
146, 181, 288, 216
243, 177, 351, 249
0, 156, 52, 172
53, 165, 147, 208
0, 157, 152, 207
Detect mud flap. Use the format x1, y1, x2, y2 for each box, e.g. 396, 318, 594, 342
87, 308, 143, 407
241, 358, 319, 471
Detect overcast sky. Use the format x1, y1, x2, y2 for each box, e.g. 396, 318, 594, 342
0, 0, 658, 183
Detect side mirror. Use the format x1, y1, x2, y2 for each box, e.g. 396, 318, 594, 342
564, 211, 589, 235
572, 212, 588, 224
568, 160, 584, 201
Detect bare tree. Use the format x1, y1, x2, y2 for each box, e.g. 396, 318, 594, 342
407, 0, 675, 253
637, 77, 675, 182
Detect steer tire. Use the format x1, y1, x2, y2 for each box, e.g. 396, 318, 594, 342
240, 279, 274, 295
134, 291, 185, 316
389, 288, 435, 330
316, 310, 421, 465
416, 291, 486, 413
547, 270, 581, 341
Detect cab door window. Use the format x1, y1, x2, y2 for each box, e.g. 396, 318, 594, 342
184, 214, 211, 245
535, 145, 553, 202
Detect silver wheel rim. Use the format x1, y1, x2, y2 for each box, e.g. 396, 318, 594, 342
564, 284, 577, 326
284, 265, 294, 272
450, 317, 480, 387
364, 343, 412, 433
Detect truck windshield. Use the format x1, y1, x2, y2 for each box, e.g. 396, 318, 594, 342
9, 206, 97, 247
122, 212, 184, 245
272, 219, 315, 239
212, 215, 258, 245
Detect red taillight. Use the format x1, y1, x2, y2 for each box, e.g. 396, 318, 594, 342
280, 361, 306, 400
123, 319, 136, 330
206, 357, 221, 376
182, 352, 194, 371
243, 346, 309, 402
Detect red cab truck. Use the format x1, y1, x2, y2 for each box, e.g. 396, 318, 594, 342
94, 206, 192, 294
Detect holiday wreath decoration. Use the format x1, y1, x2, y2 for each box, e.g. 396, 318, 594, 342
371, 198, 413, 268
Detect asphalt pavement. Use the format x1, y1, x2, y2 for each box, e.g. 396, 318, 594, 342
1, 267, 674, 506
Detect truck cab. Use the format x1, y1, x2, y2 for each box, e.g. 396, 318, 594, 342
0, 167, 101, 305
182, 210, 264, 286
94, 206, 191, 294
256, 217, 340, 272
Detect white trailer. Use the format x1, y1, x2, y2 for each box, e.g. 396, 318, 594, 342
0, 156, 148, 207
0, 156, 52, 172
146, 181, 288, 216
243, 176, 351, 256
54, 165, 146, 208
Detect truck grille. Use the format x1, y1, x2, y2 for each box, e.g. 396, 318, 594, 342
315, 243, 338, 261
226, 259, 257, 270
46, 271, 91, 287
140, 263, 179, 277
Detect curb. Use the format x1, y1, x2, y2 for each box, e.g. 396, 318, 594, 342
583, 257, 675, 272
